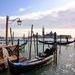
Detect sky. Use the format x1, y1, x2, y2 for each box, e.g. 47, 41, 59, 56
0, 0, 75, 37
0, 0, 71, 16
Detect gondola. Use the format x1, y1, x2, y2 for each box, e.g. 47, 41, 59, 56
5, 40, 27, 61
0, 40, 27, 72
3, 40, 27, 56
8, 46, 55, 74
39, 40, 74, 45
57, 41, 74, 45
5, 40, 27, 50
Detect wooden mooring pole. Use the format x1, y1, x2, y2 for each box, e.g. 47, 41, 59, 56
53, 32, 57, 64
66, 36, 68, 43
12, 31, 14, 45
59, 35, 61, 54
29, 25, 33, 59
17, 39, 19, 62
10, 27, 12, 45
36, 33, 38, 56
28, 31, 30, 51
42, 27, 45, 53
23, 34, 25, 43
74, 38, 75, 48
33, 34, 36, 56
6, 16, 9, 45
10, 27, 14, 45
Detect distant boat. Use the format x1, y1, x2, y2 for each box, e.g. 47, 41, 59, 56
8, 46, 55, 74
39, 40, 74, 45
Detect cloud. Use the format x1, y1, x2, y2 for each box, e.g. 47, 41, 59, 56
1, 0, 75, 29
19, 7, 75, 28
0, 0, 75, 37
19, 8, 26, 12
0, 8, 75, 29
15, 0, 75, 20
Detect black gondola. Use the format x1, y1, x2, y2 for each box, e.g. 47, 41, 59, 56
0, 40, 27, 72
5, 40, 27, 52
8, 46, 55, 74
39, 40, 74, 45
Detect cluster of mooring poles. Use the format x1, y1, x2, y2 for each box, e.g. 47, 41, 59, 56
27, 25, 57, 64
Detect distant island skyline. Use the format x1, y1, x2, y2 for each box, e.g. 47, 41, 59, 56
0, 28, 75, 38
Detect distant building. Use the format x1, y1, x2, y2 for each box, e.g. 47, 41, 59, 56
44, 32, 72, 39
57, 35, 72, 39
45, 31, 54, 38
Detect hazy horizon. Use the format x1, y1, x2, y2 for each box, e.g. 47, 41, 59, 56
0, 28, 75, 38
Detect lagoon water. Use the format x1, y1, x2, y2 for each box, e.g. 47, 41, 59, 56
0, 39, 75, 75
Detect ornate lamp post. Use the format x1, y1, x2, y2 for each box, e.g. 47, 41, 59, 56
5, 16, 22, 45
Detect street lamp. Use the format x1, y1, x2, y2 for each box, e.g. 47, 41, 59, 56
6, 16, 22, 45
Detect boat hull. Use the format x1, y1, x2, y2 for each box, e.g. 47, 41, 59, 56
39, 40, 74, 45
8, 55, 53, 74
0, 63, 7, 72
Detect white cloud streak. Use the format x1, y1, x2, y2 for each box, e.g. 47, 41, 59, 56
19, 8, 26, 12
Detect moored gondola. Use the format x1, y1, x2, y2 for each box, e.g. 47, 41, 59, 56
5, 40, 27, 51
39, 40, 74, 45
0, 40, 27, 72
8, 46, 55, 74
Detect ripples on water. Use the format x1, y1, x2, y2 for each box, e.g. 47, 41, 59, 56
0, 40, 75, 75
